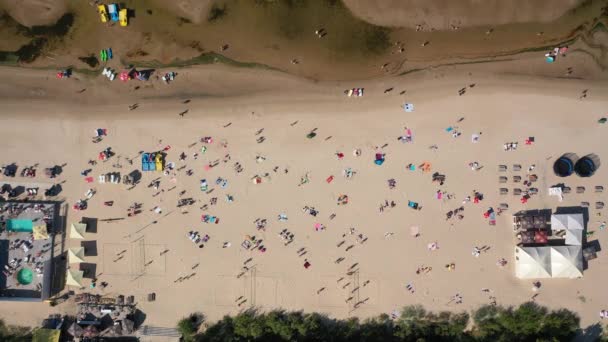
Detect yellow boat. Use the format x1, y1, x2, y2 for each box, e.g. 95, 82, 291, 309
98, 5, 108, 23
119, 8, 128, 27
155, 153, 164, 171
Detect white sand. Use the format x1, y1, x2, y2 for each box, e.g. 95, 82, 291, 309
0, 65, 607, 330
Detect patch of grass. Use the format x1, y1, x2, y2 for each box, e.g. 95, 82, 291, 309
208, 4, 228, 22
78, 54, 99, 67
178, 17, 192, 25
129, 52, 277, 71
16, 37, 47, 63
363, 26, 391, 55
0, 51, 19, 64
28, 13, 74, 37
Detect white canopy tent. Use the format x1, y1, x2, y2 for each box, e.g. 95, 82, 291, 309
565, 229, 583, 246
515, 247, 552, 279
515, 246, 583, 279
550, 246, 583, 278
551, 214, 584, 231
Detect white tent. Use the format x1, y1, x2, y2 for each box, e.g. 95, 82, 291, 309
515, 246, 583, 279
565, 229, 583, 246
551, 214, 584, 231
515, 247, 552, 279
550, 246, 583, 278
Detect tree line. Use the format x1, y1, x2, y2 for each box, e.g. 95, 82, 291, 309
177, 302, 601, 341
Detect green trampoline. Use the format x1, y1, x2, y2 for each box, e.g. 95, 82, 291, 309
7, 219, 33, 232
17, 268, 33, 285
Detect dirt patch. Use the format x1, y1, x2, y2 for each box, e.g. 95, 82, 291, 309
342, 0, 585, 29
149, 0, 213, 24
0, 0, 67, 27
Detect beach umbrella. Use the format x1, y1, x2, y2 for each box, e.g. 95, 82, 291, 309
68, 247, 85, 264
33, 224, 49, 240
66, 269, 84, 287
122, 319, 135, 334
83, 325, 99, 338
545, 56, 555, 63
553, 156, 575, 177
534, 231, 548, 244
574, 155, 598, 177
67, 323, 84, 337
70, 223, 87, 239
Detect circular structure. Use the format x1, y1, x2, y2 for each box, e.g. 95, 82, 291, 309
553, 156, 574, 177
17, 268, 33, 285
575, 156, 597, 177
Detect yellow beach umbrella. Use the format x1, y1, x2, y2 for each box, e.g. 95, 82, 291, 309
66, 269, 84, 287
68, 247, 85, 264
70, 223, 87, 239
33, 224, 49, 240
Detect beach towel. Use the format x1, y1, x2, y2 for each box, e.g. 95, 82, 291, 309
403, 103, 414, 112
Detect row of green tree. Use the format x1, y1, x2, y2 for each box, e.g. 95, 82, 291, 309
178, 302, 601, 341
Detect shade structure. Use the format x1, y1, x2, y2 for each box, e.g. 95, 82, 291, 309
33, 224, 49, 240
553, 156, 574, 177
551, 246, 583, 278
68, 247, 85, 264
574, 156, 597, 177
66, 269, 84, 287
534, 231, 548, 244
565, 229, 583, 246
515, 247, 551, 279
67, 322, 84, 337
551, 214, 584, 231
515, 246, 583, 279
70, 223, 87, 239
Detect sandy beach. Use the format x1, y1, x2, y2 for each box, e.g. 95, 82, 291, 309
0, 60, 606, 334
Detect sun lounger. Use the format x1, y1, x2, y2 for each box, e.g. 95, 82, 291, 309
513, 188, 522, 196
562, 187, 571, 194
155, 153, 164, 171
499, 176, 507, 183
596, 202, 604, 210
499, 203, 509, 210
498, 165, 507, 172
513, 164, 521, 171
576, 186, 585, 194
142, 153, 150, 171
99, 175, 106, 183
581, 202, 590, 208
595, 186, 604, 193
500, 188, 508, 195
513, 176, 521, 182
149, 153, 157, 171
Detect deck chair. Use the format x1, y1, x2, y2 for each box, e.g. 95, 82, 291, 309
513, 164, 522, 171
576, 186, 585, 194
513, 176, 521, 183
596, 202, 605, 210
562, 187, 571, 194
513, 188, 522, 196
581, 201, 590, 208
595, 186, 604, 193
498, 165, 507, 172
499, 176, 508, 183
500, 188, 508, 195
